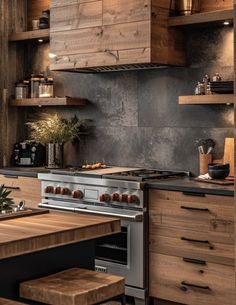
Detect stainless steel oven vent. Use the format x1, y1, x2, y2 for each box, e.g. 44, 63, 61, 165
55, 63, 169, 73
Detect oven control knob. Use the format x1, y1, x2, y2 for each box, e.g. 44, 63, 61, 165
120, 194, 129, 203
45, 186, 54, 194
128, 194, 140, 204
100, 193, 111, 202
112, 193, 120, 202
54, 186, 62, 194
61, 188, 71, 195
72, 190, 84, 199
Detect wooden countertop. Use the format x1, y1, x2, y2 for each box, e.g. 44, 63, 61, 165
0, 211, 120, 260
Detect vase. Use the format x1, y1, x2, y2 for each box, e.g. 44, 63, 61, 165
46, 143, 64, 168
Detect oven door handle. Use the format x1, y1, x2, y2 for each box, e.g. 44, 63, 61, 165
38, 203, 143, 222
74, 207, 143, 222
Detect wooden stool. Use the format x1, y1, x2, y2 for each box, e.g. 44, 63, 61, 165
20, 268, 126, 305
0, 298, 28, 305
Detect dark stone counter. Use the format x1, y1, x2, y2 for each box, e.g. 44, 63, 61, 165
146, 177, 234, 196
0, 167, 50, 178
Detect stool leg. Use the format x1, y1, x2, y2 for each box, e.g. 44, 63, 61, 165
120, 294, 126, 305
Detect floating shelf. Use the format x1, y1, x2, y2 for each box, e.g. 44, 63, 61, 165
10, 97, 88, 107
179, 94, 234, 105
8, 29, 49, 42
168, 9, 233, 27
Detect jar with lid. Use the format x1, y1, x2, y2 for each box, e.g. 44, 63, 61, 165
195, 82, 204, 95
39, 78, 54, 98
15, 81, 28, 99
30, 74, 44, 98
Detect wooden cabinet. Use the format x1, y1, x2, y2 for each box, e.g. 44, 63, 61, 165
0, 175, 41, 209
149, 189, 235, 305
50, 0, 185, 71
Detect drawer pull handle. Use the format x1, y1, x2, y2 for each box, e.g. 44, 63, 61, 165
183, 257, 206, 265
181, 237, 214, 249
181, 206, 209, 212
5, 186, 20, 190
181, 281, 210, 291
182, 191, 205, 197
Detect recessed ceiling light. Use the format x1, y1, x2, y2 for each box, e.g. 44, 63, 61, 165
38, 39, 43, 43
223, 21, 230, 26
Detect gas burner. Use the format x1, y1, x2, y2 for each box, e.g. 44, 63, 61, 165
103, 169, 187, 181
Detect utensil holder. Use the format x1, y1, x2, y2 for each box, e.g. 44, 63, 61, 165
199, 154, 212, 175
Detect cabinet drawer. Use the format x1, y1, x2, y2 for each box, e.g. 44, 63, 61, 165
149, 253, 235, 305
149, 225, 234, 265
149, 190, 233, 233
0, 175, 41, 208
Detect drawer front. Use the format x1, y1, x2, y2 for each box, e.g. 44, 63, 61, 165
0, 175, 41, 208
149, 226, 234, 266
149, 253, 235, 305
149, 190, 234, 233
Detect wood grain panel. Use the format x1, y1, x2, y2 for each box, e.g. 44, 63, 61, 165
149, 253, 235, 305
51, 47, 151, 70
103, 0, 150, 25
50, 1, 102, 32
51, 21, 150, 56
200, 0, 233, 12
20, 268, 124, 305
151, 0, 186, 66
149, 190, 234, 233
51, 0, 95, 8
0, 175, 41, 208
0, 212, 120, 259
149, 228, 234, 266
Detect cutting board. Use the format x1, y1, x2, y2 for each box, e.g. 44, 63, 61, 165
81, 167, 141, 175
195, 177, 234, 185
223, 138, 234, 177
0, 208, 49, 221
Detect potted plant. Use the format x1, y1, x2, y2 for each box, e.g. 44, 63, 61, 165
0, 185, 14, 213
26, 114, 90, 168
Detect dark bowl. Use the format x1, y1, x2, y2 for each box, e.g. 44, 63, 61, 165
208, 163, 230, 179
208, 163, 229, 170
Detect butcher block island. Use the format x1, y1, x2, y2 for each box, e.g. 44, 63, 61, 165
0, 211, 120, 300
0, 211, 120, 260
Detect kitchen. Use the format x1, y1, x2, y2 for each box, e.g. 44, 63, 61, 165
0, 1, 235, 305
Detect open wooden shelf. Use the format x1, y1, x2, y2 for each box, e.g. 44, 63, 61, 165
168, 9, 233, 27
8, 29, 49, 42
179, 94, 234, 105
10, 97, 88, 107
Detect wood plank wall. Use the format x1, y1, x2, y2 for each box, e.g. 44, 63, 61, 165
200, 0, 233, 12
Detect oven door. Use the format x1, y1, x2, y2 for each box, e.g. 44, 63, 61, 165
95, 218, 144, 289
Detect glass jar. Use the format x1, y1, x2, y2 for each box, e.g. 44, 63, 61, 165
39, 79, 54, 98
30, 74, 44, 98
15, 81, 28, 99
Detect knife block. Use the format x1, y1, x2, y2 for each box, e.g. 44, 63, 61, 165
199, 154, 212, 175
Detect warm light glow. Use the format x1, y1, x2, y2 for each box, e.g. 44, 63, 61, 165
38, 39, 44, 43
49, 53, 57, 59
223, 21, 230, 26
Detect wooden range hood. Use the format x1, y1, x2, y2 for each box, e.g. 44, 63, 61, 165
50, 0, 185, 72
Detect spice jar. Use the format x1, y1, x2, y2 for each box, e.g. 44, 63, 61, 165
15, 81, 28, 99
30, 74, 44, 98
39, 78, 54, 98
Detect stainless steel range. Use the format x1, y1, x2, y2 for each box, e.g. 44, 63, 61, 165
38, 167, 187, 305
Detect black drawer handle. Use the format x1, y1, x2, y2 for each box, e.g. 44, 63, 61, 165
183, 257, 206, 265
5, 186, 20, 190
181, 206, 209, 212
181, 281, 210, 291
181, 237, 214, 249
182, 191, 205, 197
